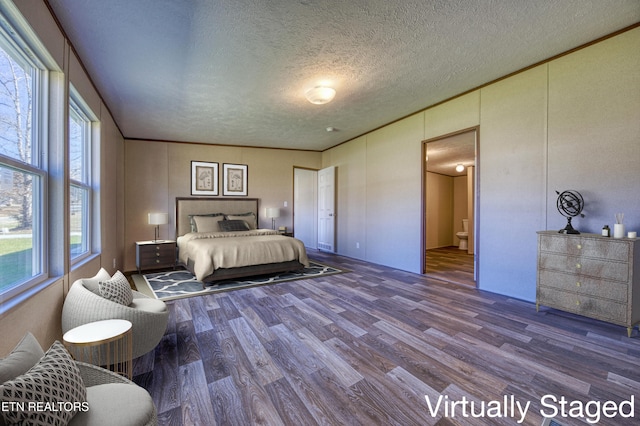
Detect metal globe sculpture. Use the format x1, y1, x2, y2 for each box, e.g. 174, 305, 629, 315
556, 190, 584, 234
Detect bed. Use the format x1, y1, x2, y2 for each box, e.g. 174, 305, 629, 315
175, 197, 309, 286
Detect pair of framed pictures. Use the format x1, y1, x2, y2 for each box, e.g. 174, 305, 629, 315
191, 161, 247, 196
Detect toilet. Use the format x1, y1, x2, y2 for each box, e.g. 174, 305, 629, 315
456, 219, 469, 250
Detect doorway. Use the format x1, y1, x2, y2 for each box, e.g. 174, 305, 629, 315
422, 127, 478, 287
293, 167, 318, 249
293, 166, 336, 252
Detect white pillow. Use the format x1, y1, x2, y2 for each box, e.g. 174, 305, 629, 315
83, 267, 111, 295
99, 271, 133, 306
192, 215, 225, 233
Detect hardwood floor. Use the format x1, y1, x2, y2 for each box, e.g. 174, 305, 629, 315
133, 251, 640, 425
425, 246, 475, 287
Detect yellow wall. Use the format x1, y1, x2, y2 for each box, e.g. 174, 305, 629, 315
123, 140, 322, 272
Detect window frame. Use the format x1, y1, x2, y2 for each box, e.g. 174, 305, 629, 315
0, 15, 49, 301
68, 86, 95, 264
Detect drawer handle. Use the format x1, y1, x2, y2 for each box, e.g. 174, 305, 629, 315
577, 244, 582, 249
576, 282, 581, 287
155, 246, 160, 250
576, 263, 581, 269
576, 300, 580, 306
155, 259, 160, 264
156, 253, 160, 257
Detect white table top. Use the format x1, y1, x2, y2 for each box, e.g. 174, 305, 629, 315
63, 319, 132, 344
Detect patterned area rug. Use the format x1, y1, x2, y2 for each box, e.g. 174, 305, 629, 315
133, 261, 344, 301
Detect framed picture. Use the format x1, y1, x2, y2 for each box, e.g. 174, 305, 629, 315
223, 163, 248, 196
191, 161, 218, 196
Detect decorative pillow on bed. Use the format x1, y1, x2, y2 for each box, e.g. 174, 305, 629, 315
191, 214, 225, 233
218, 219, 251, 232
225, 212, 257, 229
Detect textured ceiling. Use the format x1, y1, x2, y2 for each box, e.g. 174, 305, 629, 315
426, 130, 476, 177
46, 0, 640, 151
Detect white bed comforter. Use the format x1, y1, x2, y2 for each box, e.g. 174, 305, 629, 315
177, 229, 310, 281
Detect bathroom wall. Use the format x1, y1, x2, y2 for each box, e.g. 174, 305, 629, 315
425, 172, 469, 250
426, 172, 453, 249
453, 175, 468, 245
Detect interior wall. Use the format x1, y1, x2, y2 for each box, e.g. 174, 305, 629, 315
466, 166, 475, 255
547, 28, 640, 233
364, 114, 424, 272
1, 0, 125, 355
321, 136, 368, 260
323, 27, 639, 301
452, 175, 468, 245
123, 140, 322, 272
425, 172, 453, 249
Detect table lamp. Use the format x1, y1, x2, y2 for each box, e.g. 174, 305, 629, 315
148, 212, 168, 242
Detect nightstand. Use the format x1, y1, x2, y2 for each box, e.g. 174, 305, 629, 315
136, 240, 176, 273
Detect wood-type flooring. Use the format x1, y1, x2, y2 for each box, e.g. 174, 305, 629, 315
425, 246, 475, 287
132, 251, 640, 426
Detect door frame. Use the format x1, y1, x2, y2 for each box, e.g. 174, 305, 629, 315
421, 126, 480, 285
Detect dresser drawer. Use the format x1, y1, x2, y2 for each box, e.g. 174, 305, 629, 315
538, 287, 627, 324
136, 241, 176, 271
537, 231, 639, 336
540, 235, 629, 261
539, 253, 629, 282
538, 270, 628, 303
138, 244, 174, 260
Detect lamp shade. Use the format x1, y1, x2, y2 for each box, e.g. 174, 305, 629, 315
265, 208, 280, 219
148, 212, 168, 225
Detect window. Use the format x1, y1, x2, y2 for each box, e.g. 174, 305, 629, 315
0, 22, 46, 298
69, 88, 94, 261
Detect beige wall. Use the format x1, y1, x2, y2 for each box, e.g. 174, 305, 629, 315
424, 173, 467, 250
123, 140, 322, 272
425, 172, 453, 249
452, 175, 468, 244
2, 1, 638, 354
323, 27, 640, 303
1, 0, 125, 355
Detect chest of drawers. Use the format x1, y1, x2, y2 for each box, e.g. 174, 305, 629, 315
136, 240, 176, 273
536, 231, 640, 336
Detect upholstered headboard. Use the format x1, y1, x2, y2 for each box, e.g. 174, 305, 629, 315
175, 197, 259, 237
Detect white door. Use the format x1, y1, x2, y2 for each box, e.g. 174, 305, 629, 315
318, 166, 336, 252
293, 168, 318, 249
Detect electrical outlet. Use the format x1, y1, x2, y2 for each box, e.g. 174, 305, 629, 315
284, 201, 288, 207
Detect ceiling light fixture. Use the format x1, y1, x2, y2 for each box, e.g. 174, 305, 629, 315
456, 164, 465, 172
305, 86, 336, 105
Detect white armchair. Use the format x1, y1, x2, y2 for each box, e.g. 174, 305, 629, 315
62, 269, 168, 360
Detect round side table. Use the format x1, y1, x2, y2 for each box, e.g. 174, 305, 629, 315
63, 319, 133, 379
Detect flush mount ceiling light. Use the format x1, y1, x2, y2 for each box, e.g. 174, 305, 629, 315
305, 86, 336, 105
456, 164, 465, 172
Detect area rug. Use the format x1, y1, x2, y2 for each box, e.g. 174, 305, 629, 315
133, 261, 344, 301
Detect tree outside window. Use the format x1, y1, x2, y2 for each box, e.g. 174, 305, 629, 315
0, 44, 42, 293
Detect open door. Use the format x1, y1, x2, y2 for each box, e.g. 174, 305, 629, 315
317, 166, 335, 252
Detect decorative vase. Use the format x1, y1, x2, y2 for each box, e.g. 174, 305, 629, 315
613, 223, 625, 239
